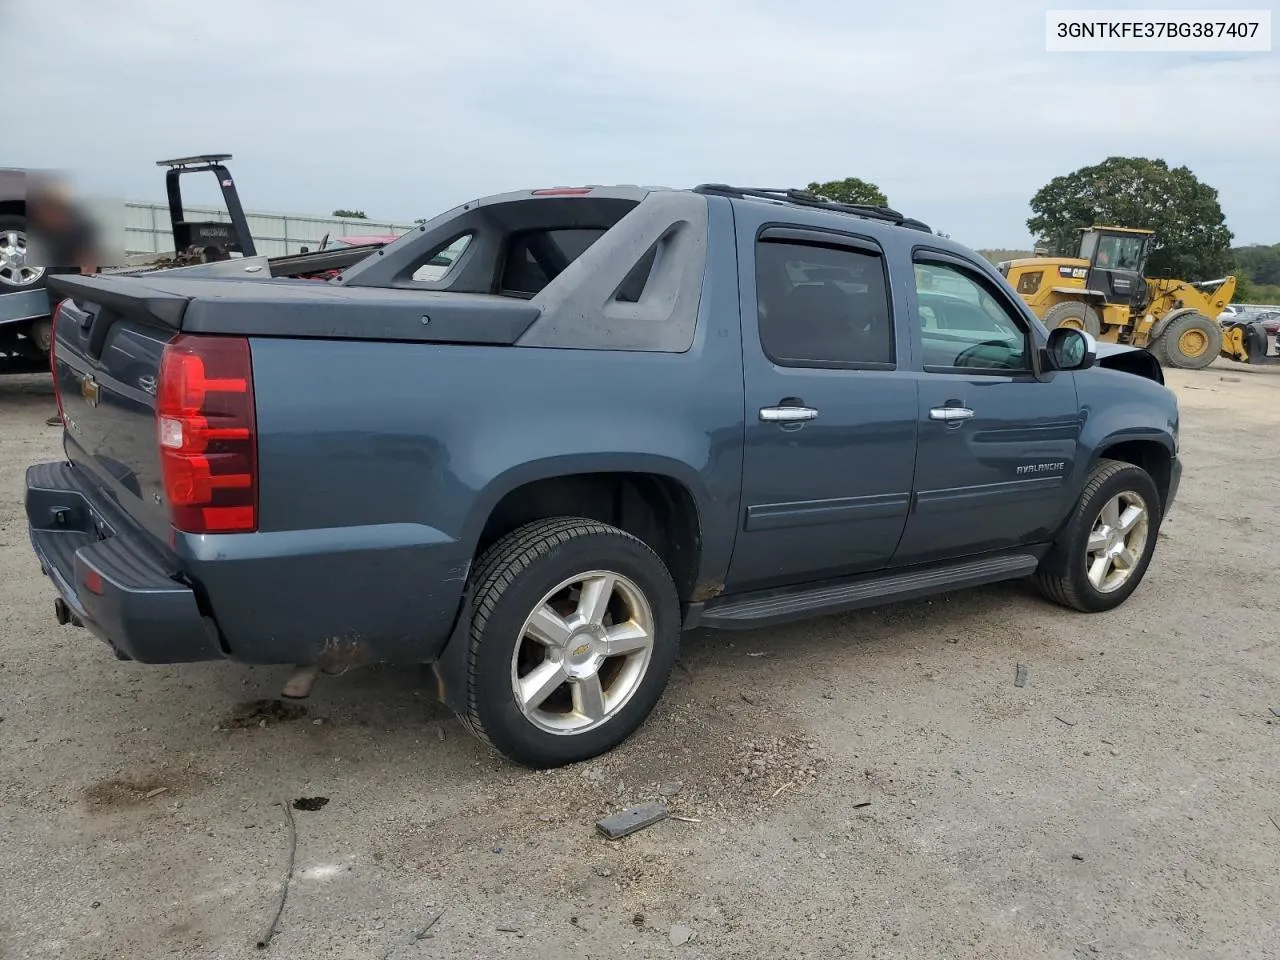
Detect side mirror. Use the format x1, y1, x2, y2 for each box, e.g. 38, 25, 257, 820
1046, 327, 1096, 371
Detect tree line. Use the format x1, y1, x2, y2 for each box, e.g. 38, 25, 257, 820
807, 158, 1273, 303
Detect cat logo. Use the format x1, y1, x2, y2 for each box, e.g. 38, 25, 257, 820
79, 374, 100, 408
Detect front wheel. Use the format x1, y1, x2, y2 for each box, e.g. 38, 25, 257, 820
1042, 301, 1102, 337
460, 518, 681, 768
1035, 459, 1162, 613
1151, 311, 1221, 369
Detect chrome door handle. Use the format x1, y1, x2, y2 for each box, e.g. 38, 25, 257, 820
929, 406, 975, 421
760, 406, 818, 423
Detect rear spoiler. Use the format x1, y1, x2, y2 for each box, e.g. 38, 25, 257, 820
47, 273, 190, 328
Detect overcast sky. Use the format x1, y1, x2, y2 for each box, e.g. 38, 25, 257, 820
4, 0, 1277, 249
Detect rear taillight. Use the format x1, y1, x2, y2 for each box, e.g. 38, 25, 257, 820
49, 299, 67, 420
157, 334, 258, 534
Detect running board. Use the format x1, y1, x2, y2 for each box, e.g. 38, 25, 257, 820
694, 553, 1040, 630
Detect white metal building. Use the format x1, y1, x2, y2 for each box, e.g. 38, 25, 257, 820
123, 201, 417, 257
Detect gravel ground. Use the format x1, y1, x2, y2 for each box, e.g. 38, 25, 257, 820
2, 361, 1279, 960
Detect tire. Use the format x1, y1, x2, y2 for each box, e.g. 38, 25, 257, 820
460, 518, 681, 768
1042, 301, 1102, 337
1151, 311, 1221, 370
0, 214, 47, 292
1034, 459, 1162, 613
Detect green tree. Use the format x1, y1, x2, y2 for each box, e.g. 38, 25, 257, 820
1026, 156, 1233, 280
806, 177, 888, 207
1233, 243, 1280, 286
333, 209, 368, 219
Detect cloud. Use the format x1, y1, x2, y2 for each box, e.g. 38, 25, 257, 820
4, 0, 1276, 248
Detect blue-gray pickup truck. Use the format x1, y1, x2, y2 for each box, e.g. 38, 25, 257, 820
27, 184, 1181, 768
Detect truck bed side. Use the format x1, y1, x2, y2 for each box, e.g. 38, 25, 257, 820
38, 189, 746, 667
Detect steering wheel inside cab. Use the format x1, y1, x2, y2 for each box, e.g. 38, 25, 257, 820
953, 340, 1021, 369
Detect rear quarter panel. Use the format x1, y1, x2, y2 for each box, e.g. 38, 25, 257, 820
190, 200, 746, 664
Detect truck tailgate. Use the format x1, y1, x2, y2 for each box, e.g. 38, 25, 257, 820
49, 286, 187, 545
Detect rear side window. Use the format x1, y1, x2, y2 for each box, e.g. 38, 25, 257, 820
501, 228, 607, 296
755, 239, 894, 367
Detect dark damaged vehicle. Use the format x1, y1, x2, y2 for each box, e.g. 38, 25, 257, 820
27, 184, 1181, 767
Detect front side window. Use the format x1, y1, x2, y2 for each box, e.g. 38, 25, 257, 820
914, 259, 1031, 373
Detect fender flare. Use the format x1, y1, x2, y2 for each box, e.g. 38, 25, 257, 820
431, 454, 712, 714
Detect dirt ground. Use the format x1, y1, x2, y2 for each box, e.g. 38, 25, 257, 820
2, 360, 1279, 960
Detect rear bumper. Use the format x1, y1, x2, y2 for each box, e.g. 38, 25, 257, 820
26, 461, 224, 663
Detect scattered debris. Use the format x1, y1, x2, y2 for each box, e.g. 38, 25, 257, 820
1100, 738, 1114, 745
436, 725, 446, 742
772, 781, 795, 798
1220, 376, 1241, 383
91, 901, 101, 909
384, 908, 446, 955
413, 909, 444, 940
632, 912, 646, 927
225, 700, 307, 729
1072, 854, 1085, 861
144, 787, 169, 799
658, 781, 683, 797
496, 925, 523, 936
538, 814, 555, 823
852, 801, 872, 809
291, 797, 329, 812
491, 846, 503, 854
255, 799, 298, 950
821, 692, 834, 700
570, 915, 599, 931
1270, 816, 1280, 836
1055, 715, 1076, 727
740, 693, 756, 705
1015, 664, 1028, 688
669, 923, 695, 946
670, 815, 702, 823
592, 865, 613, 877
311, 719, 323, 726
1270, 708, 1280, 719
596, 802, 670, 840
746, 652, 769, 658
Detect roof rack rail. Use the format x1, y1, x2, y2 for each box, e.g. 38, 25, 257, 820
691, 184, 933, 234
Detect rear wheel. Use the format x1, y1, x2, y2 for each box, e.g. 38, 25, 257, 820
1042, 301, 1102, 337
1151, 311, 1220, 369
1035, 459, 1162, 613
460, 518, 681, 768
0, 214, 46, 292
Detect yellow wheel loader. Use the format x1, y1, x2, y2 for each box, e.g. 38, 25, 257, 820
997, 226, 1236, 370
